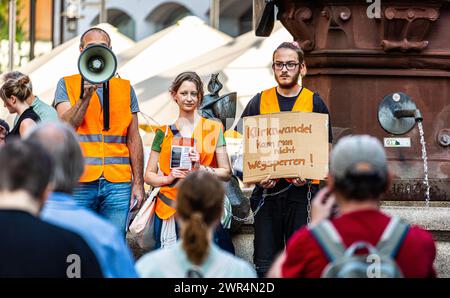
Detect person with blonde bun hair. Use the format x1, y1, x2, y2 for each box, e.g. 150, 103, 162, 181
0, 75, 40, 140
2, 71, 58, 125
136, 171, 256, 278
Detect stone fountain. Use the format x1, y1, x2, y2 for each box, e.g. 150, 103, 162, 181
248, 0, 450, 276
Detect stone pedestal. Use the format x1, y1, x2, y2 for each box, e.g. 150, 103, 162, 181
381, 201, 450, 277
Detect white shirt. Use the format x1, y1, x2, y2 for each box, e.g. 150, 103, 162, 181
136, 241, 256, 278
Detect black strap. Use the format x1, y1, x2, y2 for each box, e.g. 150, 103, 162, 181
169, 124, 180, 137
255, 0, 275, 37
79, 77, 85, 99
158, 192, 176, 208
103, 81, 110, 131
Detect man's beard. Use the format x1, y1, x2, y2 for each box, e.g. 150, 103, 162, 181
275, 71, 301, 89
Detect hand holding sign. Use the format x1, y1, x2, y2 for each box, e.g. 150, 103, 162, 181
243, 111, 329, 184
258, 175, 277, 189
292, 177, 307, 187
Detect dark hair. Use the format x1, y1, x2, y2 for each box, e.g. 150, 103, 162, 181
80, 27, 111, 48
0, 119, 10, 133
334, 171, 388, 201
0, 75, 32, 103
2, 71, 33, 92
273, 42, 305, 63
170, 71, 204, 105
177, 171, 224, 265
0, 139, 53, 199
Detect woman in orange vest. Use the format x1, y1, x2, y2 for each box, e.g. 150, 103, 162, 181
145, 71, 232, 250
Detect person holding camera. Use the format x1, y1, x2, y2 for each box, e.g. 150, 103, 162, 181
268, 135, 436, 278
53, 27, 144, 235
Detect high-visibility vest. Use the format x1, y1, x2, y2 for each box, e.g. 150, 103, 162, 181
156, 117, 222, 220
260, 86, 320, 185
64, 74, 132, 183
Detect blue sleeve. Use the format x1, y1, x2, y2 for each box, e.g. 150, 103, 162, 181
53, 78, 69, 108
130, 86, 140, 113
108, 230, 139, 278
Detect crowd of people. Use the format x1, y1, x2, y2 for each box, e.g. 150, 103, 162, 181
0, 27, 437, 278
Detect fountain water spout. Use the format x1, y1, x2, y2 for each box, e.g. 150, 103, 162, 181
378, 92, 430, 206
393, 109, 423, 122
378, 92, 422, 135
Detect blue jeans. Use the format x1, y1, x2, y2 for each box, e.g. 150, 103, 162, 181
73, 178, 131, 235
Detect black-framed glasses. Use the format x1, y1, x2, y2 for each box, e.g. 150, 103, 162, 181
272, 62, 300, 70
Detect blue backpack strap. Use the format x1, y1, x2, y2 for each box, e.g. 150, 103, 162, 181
169, 124, 181, 138
376, 217, 410, 257
310, 220, 346, 262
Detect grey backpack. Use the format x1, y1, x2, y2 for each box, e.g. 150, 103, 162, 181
311, 217, 409, 278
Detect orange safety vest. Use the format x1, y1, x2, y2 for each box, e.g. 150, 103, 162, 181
64, 74, 132, 183
155, 117, 222, 220
260, 86, 320, 185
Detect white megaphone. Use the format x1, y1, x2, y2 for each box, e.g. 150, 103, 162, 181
78, 44, 117, 84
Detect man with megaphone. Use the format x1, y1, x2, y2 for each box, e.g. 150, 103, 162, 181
53, 27, 144, 235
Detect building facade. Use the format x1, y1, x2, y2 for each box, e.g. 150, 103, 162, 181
1, 1, 253, 73
55, 0, 253, 43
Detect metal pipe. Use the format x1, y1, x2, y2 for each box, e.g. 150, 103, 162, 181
59, 0, 64, 45
210, 0, 220, 29
29, 0, 36, 60
8, 0, 16, 71
99, 0, 107, 24
393, 109, 423, 122
393, 109, 416, 118
414, 109, 423, 122
51, 0, 55, 48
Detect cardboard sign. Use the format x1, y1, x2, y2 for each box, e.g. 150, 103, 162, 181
243, 111, 329, 183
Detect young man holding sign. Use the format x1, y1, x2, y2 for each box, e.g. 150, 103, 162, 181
237, 42, 333, 277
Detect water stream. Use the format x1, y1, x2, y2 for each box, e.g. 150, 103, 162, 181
417, 122, 431, 207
